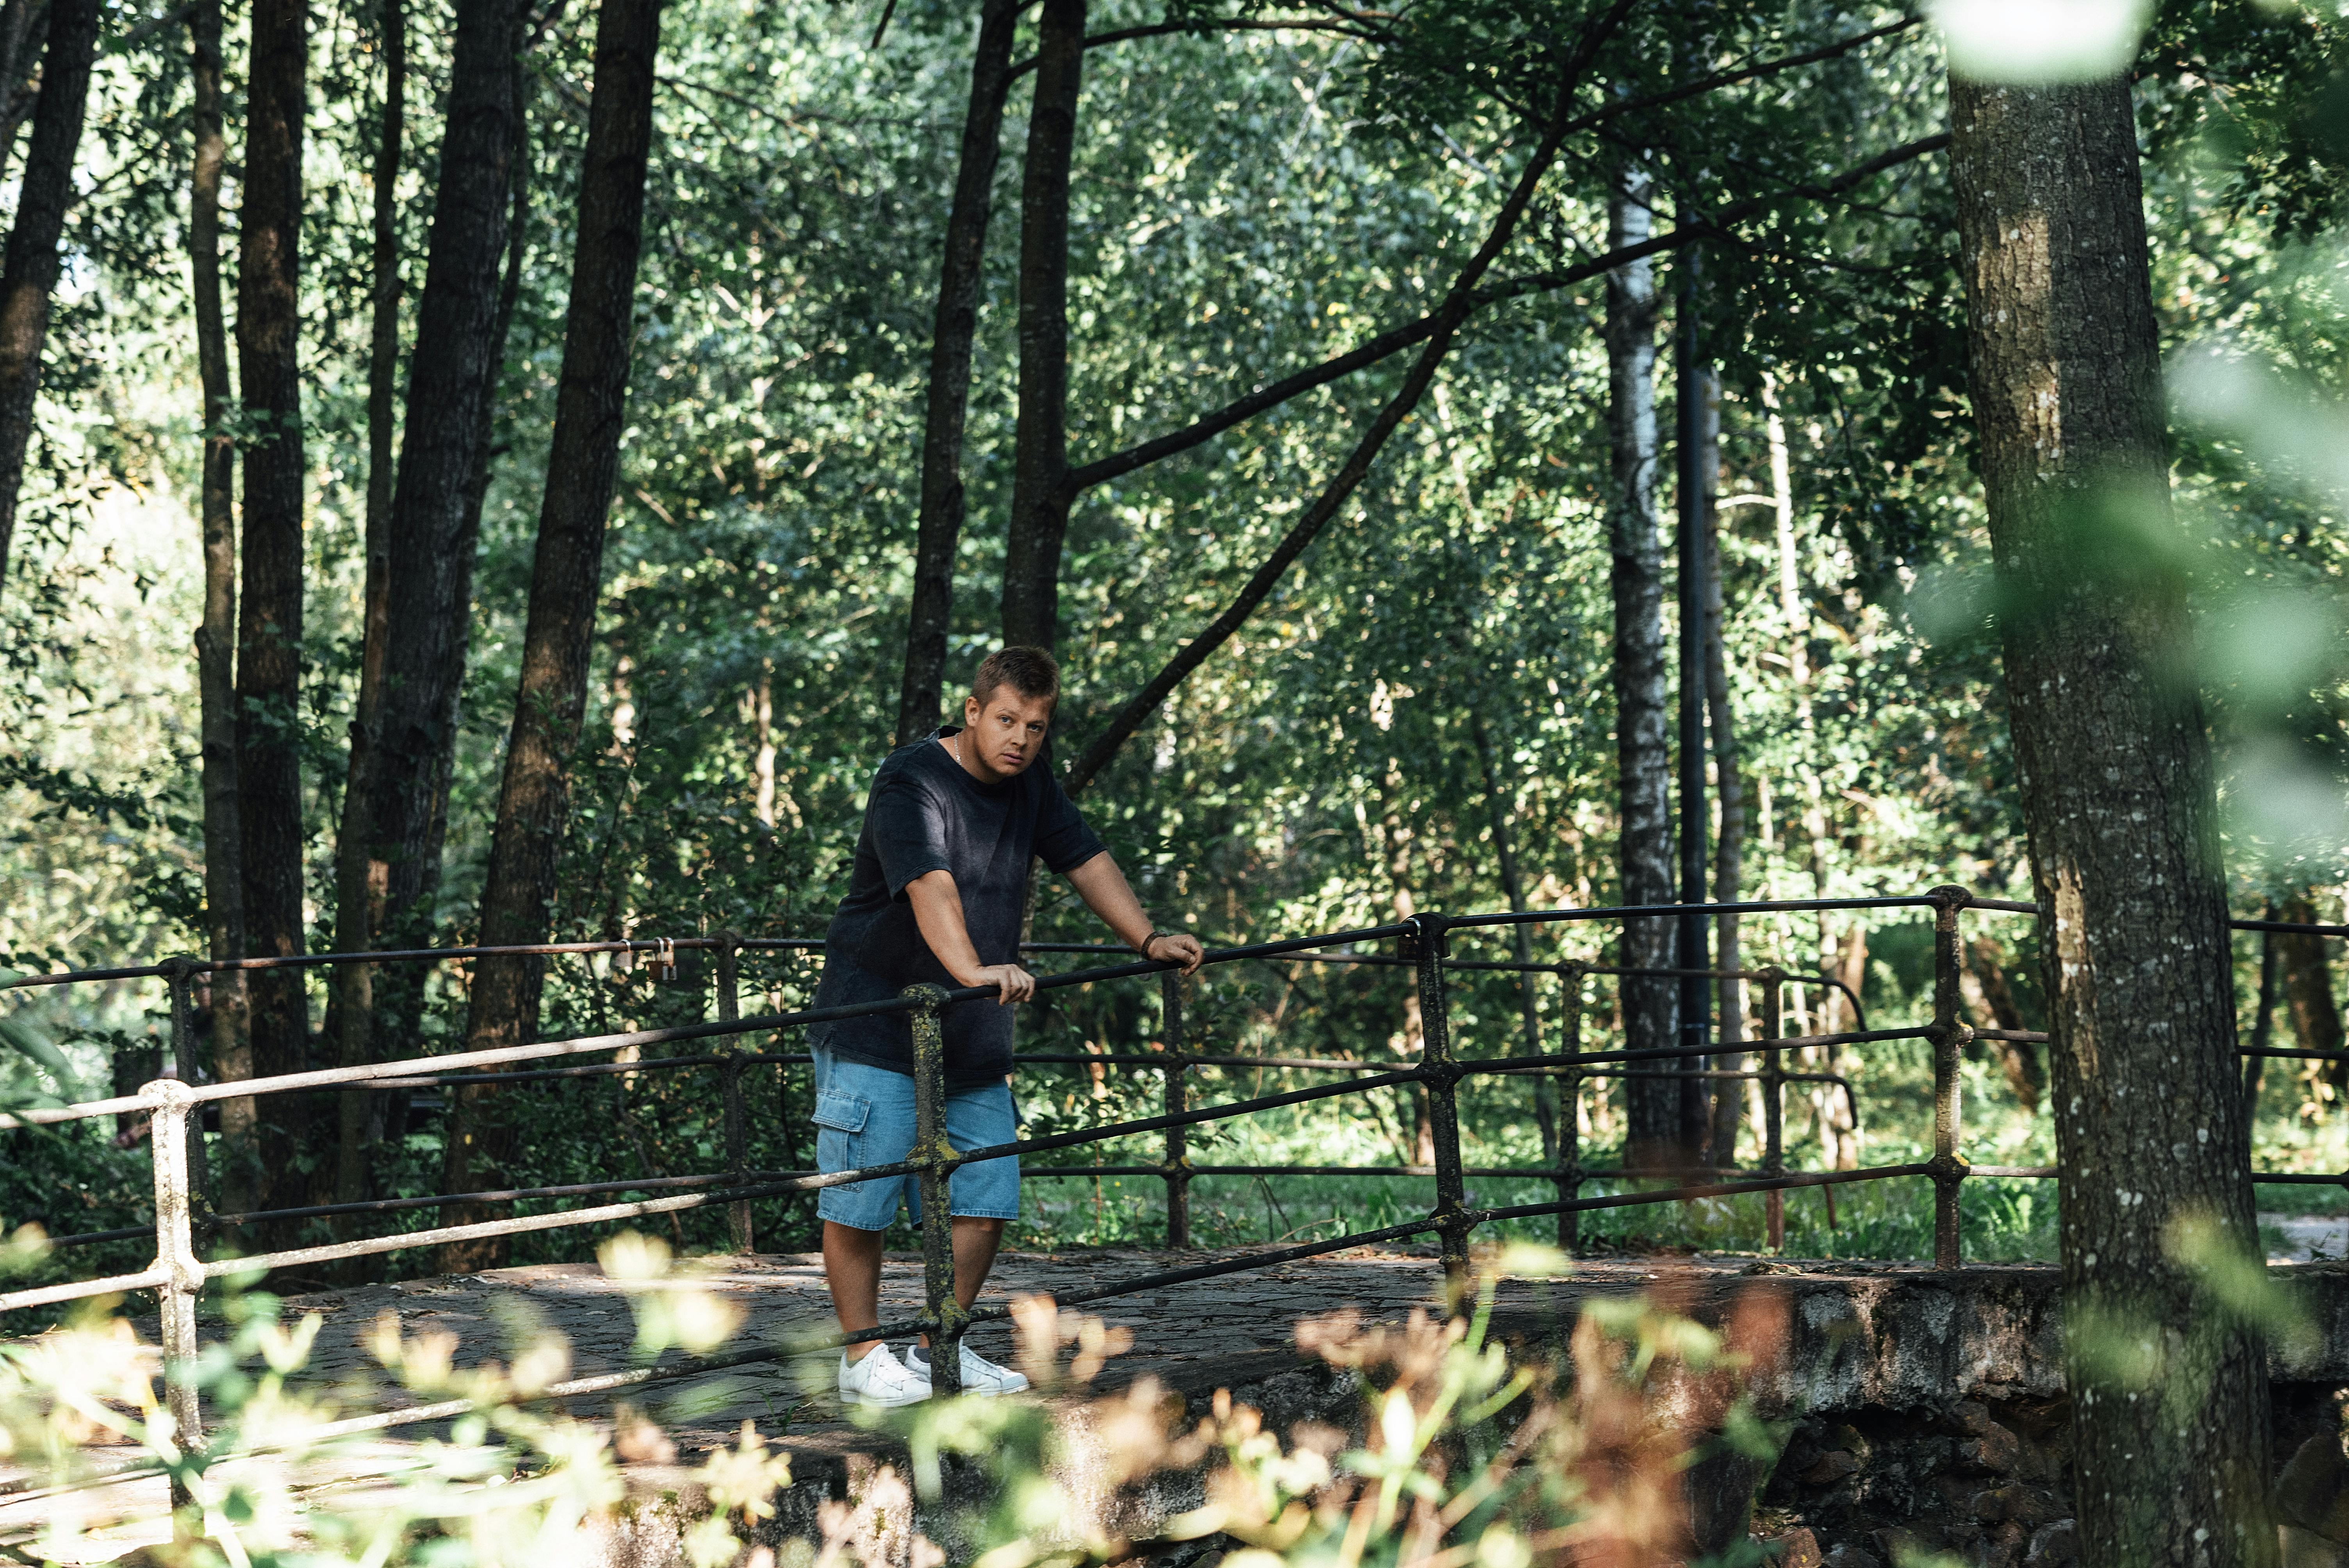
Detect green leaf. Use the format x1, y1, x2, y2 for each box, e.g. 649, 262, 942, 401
0, 1013, 83, 1099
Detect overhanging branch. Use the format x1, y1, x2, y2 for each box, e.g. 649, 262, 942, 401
1065, 18, 1929, 496
1063, 130, 1950, 793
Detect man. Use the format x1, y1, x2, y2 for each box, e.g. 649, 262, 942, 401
809, 645, 1204, 1406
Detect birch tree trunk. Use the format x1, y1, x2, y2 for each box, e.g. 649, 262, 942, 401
1698, 369, 1746, 1167
1606, 161, 1679, 1169
1951, 71, 2272, 1566
189, 0, 254, 1215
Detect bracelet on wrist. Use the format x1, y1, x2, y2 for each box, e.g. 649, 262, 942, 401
1141, 927, 1179, 958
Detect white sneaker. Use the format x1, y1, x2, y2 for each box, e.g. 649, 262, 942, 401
907, 1341, 1030, 1396
838, 1342, 931, 1408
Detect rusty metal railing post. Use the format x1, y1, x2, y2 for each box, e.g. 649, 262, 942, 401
1556, 962, 1584, 1255
717, 933, 751, 1254
1927, 886, 1973, 1269
1161, 967, 1191, 1249
144, 1075, 205, 1501
1412, 914, 1472, 1292
1758, 967, 1786, 1251
160, 958, 211, 1213
906, 984, 963, 1393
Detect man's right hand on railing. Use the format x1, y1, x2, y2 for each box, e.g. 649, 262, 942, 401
965, 963, 1037, 1005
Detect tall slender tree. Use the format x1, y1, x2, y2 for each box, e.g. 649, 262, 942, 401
330, 0, 406, 1221
1698, 370, 1746, 1164
895, 0, 1022, 743
1950, 70, 2271, 1564
1000, 0, 1085, 652
0, 0, 96, 602
236, 0, 314, 1222
444, 0, 665, 1270
189, 0, 255, 1214
1605, 159, 1679, 1168
360, 0, 523, 996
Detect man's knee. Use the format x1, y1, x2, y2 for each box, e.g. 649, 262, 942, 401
954, 1215, 1005, 1236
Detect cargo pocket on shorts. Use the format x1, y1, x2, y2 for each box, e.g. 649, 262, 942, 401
812, 1090, 871, 1174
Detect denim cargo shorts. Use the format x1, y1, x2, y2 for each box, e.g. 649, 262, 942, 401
809, 1048, 1020, 1230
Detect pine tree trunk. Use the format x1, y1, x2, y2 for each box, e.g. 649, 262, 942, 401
329, 0, 405, 1225
1606, 162, 1678, 1169
442, 0, 661, 1272
895, 0, 1020, 742
0, 0, 93, 601
236, 0, 314, 1227
1950, 72, 2272, 1565
999, 0, 1084, 651
189, 0, 255, 1215
363, 0, 522, 998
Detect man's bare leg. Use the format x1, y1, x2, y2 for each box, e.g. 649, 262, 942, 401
826, 1217, 1007, 1360
920, 1217, 1005, 1348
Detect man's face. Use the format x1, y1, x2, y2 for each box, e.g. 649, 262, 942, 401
960, 689, 1054, 781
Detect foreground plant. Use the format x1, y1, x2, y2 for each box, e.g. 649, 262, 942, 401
864, 1245, 1782, 1568
0, 1229, 793, 1566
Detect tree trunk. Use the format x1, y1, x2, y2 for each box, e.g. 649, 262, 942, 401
0, 0, 92, 602
1699, 369, 1746, 1168
1470, 711, 1557, 1162
999, 0, 1085, 652
1606, 161, 1678, 1170
0, 0, 50, 198
237, 0, 313, 1228
1962, 935, 2042, 1110
752, 665, 776, 826
363, 0, 522, 993
189, 0, 255, 1217
2277, 894, 2344, 1096
1950, 72, 2272, 1566
442, 0, 660, 1272
895, 0, 1021, 742
329, 0, 405, 1225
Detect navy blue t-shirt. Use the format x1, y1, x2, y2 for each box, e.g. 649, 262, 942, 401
810, 728, 1107, 1086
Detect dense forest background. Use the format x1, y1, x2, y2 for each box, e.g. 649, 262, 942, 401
4, 0, 2349, 1290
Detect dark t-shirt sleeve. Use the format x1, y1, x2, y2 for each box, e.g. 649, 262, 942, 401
870, 774, 954, 896
1034, 773, 1108, 875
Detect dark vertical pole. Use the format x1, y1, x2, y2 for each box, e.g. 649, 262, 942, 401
907, 984, 963, 1392
717, 933, 750, 1254
1674, 258, 1711, 1155
1413, 915, 1471, 1292
1928, 886, 1972, 1269
1760, 967, 1785, 1251
2245, 903, 2277, 1112
1161, 968, 1191, 1248
162, 959, 212, 1209
1558, 962, 1585, 1254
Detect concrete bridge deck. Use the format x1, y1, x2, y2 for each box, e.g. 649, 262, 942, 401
14, 1247, 2349, 1566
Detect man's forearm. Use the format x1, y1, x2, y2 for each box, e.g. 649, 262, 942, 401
1064, 854, 1155, 951
904, 870, 987, 984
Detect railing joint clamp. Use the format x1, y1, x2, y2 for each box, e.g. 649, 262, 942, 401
1925, 1152, 1970, 1183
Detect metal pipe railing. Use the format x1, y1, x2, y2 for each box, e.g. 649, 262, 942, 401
20, 883, 2312, 1450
